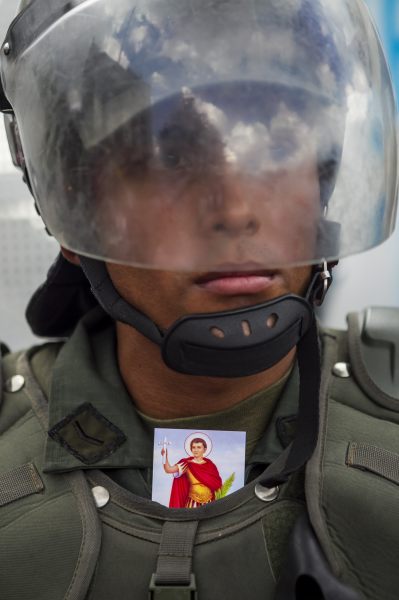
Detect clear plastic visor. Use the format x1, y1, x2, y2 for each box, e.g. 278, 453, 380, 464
3, 0, 398, 271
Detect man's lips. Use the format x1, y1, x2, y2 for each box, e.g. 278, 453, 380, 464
195, 269, 278, 295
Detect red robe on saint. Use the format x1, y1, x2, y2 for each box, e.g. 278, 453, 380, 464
169, 457, 222, 508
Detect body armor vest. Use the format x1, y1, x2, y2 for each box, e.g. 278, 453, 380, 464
0, 308, 398, 600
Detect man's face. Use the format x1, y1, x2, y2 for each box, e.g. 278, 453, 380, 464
100, 160, 321, 272
191, 442, 206, 458
104, 161, 318, 330
96, 95, 323, 272
106, 258, 312, 332
82, 97, 322, 329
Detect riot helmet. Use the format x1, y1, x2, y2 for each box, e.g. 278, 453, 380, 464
1, 0, 397, 273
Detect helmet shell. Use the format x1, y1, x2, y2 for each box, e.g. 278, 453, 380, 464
1, 0, 397, 270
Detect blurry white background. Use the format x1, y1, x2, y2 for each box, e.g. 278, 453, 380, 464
320, 0, 399, 327
0, 0, 398, 350
0, 0, 59, 350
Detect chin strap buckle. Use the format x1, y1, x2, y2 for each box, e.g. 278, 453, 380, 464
308, 260, 334, 307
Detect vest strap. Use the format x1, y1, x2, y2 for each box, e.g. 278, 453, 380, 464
346, 441, 399, 487
0, 463, 44, 507
150, 521, 198, 599
259, 316, 320, 487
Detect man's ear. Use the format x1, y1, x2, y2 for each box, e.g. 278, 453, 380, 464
60, 246, 81, 266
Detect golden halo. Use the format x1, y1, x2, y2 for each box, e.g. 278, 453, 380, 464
184, 432, 213, 457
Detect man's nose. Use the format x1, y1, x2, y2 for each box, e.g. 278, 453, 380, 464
202, 177, 260, 237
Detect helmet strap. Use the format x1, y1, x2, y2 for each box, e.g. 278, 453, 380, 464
79, 256, 334, 378
258, 315, 321, 488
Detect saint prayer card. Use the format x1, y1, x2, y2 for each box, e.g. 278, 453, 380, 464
152, 428, 246, 508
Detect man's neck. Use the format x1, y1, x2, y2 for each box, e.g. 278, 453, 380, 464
116, 322, 296, 419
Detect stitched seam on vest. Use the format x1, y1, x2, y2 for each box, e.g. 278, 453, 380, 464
196, 499, 305, 543
101, 516, 162, 544
98, 498, 304, 546
88, 470, 261, 521
64, 473, 88, 600
346, 442, 399, 486
99, 503, 272, 539
17, 352, 51, 430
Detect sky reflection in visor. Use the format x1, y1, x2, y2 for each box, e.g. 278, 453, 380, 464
4, 0, 395, 270
92, 85, 334, 270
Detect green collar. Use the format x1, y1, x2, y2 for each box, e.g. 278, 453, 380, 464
43, 308, 153, 472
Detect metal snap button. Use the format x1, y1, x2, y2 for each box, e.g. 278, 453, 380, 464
91, 486, 110, 508
4, 375, 25, 393
332, 362, 351, 378
254, 483, 279, 503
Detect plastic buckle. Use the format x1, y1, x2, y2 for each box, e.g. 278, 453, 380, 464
148, 574, 197, 599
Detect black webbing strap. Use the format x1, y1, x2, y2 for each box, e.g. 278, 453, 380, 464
149, 521, 198, 598
155, 521, 198, 584
259, 316, 321, 487
79, 257, 163, 344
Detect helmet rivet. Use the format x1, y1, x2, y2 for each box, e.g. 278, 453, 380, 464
332, 362, 351, 378
254, 483, 279, 503
3, 43, 11, 56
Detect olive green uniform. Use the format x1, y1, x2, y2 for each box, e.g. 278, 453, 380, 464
0, 306, 398, 599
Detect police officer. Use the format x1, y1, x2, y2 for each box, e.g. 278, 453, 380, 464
0, 0, 398, 599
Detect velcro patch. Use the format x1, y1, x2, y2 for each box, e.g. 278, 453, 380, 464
48, 402, 126, 465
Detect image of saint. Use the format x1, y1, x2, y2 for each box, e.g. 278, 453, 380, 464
161, 434, 222, 508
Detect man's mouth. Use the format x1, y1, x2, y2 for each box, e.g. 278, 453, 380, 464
195, 265, 278, 296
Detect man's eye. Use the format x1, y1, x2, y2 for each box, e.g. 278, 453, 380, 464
164, 153, 183, 168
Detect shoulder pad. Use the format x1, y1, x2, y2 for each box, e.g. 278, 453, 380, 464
347, 307, 399, 407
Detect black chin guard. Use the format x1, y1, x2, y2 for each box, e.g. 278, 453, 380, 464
78, 256, 316, 378
162, 296, 312, 377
